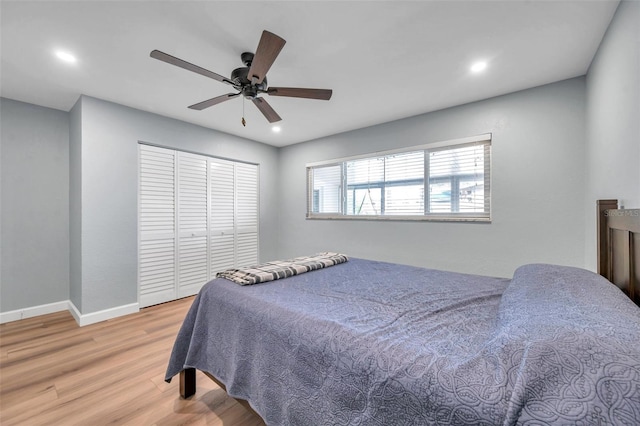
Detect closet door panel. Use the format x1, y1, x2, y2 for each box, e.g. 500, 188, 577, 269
177, 153, 209, 297
210, 160, 236, 274
235, 163, 259, 267
139, 145, 177, 307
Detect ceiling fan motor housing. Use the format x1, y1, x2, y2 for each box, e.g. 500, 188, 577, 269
231, 53, 267, 99
240, 52, 254, 67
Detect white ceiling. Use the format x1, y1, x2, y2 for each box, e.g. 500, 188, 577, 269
1, 1, 619, 147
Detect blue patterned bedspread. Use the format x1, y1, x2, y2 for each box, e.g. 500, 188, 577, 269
165, 259, 640, 425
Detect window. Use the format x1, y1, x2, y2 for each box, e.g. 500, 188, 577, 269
310, 164, 342, 214
306, 134, 491, 221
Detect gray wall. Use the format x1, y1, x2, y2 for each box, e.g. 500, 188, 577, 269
72, 96, 279, 314
69, 99, 82, 310
584, 0, 640, 270
278, 78, 587, 278
0, 98, 70, 311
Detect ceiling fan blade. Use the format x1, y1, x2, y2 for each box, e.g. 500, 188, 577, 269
267, 87, 332, 100
247, 31, 286, 85
150, 50, 234, 86
252, 97, 282, 123
189, 93, 240, 110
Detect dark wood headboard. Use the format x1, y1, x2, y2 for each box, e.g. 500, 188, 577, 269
597, 199, 640, 306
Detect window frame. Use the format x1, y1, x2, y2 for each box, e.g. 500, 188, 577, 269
306, 133, 491, 222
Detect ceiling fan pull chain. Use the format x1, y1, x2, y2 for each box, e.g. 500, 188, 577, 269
242, 96, 246, 127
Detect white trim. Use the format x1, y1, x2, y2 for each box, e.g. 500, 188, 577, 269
138, 140, 258, 167
70, 302, 140, 327
0, 300, 69, 324
306, 133, 492, 167
68, 300, 82, 324
307, 214, 491, 223
1, 301, 140, 327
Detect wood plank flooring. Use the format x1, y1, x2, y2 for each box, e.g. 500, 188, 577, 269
0, 297, 265, 426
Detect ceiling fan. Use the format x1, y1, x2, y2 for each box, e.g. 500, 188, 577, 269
150, 30, 332, 125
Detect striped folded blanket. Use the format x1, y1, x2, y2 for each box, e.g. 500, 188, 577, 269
216, 252, 349, 285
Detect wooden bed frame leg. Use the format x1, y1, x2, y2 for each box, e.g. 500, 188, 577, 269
597, 199, 618, 277
180, 368, 196, 398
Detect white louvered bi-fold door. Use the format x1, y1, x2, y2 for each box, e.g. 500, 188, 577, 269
235, 163, 259, 267
177, 153, 209, 298
210, 160, 236, 274
139, 145, 259, 307
139, 145, 177, 307
210, 160, 259, 272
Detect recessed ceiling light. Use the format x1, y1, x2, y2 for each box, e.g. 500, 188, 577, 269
55, 50, 77, 64
272, 126, 281, 133
470, 61, 487, 73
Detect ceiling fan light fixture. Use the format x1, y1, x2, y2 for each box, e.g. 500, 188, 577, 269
470, 61, 487, 73
55, 50, 77, 64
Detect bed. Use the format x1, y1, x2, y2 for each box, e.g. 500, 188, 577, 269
165, 199, 640, 425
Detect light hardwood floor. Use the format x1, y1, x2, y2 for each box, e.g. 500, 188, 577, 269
0, 297, 265, 426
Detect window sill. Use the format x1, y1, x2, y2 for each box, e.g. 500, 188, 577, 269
306, 214, 491, 223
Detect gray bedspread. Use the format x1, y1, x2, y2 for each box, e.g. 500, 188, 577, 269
165, 259, 640, 425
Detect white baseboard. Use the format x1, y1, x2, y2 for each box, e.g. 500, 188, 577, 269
0, 300, 70, 324
1, 300, 140, 327
68, 301, 139, 326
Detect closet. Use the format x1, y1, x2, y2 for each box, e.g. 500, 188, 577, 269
138, 144, 258, 308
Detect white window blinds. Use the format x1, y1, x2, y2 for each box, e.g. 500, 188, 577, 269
345, 151, 424, 216
307, 134, 491, 221
309, 164, 342, 214
428, 143, 489, 214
